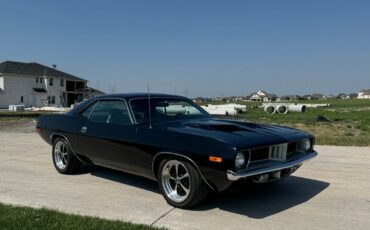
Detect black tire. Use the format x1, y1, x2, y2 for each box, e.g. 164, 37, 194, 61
52, 137, 82, 174
158, 158, 209, 209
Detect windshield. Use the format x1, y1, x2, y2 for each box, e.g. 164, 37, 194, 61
130, 98, 209, 124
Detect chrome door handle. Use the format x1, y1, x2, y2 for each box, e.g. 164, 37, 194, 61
81, 126, 87, 133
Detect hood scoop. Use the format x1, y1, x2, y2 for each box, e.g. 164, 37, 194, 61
187, 123, 247, 132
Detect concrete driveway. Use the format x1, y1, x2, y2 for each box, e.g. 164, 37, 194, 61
0, 130, 369, 229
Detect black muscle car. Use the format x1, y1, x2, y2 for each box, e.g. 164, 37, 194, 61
36, 93, 317, 208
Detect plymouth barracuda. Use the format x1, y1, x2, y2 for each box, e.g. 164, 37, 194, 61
36, 93, 317, 208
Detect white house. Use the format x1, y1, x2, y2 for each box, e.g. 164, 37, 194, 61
358, 89, 370, 99
0, 61, 92, 108
249, 90, 277, 102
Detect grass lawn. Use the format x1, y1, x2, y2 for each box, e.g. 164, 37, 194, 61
0, 117, 33, 123
0, 203, 164, 230
213, 99, 370, 146
0, 111, 49, 123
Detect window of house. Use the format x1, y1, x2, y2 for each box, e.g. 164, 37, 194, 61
49, 78, 53, 86
21, 96, 24, 103
36, 77, 38, 83
81, 100, 132, 126
60, 79, 64, 87
51, 96, 55, 104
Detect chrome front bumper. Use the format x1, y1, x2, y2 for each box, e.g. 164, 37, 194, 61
227, 151, 318, 181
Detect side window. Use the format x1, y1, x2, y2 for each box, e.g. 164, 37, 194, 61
81, 100, 132, 126
81, 102, 96, 119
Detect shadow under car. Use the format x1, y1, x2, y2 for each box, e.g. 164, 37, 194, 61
75, 164, 329, 217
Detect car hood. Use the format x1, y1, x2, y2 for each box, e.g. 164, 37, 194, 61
164, 118, 311, 149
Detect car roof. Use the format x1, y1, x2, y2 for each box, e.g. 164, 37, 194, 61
96, 93, 188, 100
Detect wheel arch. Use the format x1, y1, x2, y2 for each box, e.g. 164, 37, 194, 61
50, 133, 83, 162
152, 152, 216, 190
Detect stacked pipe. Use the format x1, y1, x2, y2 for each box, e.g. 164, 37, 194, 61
262, 103, 308, 114
201, 104, 246, 116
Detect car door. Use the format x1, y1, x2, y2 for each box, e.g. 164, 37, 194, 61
78, 99, 139, 172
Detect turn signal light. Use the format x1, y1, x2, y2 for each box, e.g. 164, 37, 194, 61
36, 128, 41, 132
209, 156, 223, 163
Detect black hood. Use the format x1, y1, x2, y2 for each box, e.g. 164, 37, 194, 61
164, 118, 311, 150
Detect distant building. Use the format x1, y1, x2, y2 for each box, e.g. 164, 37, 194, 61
249, 90, 277, 102
324, 94, 335, 99
280, 95, 302, 101
0, 61, 101, 108
85, 87, 105, 98
358, 89, 370, 99
337, 93, 350, 100
349, 93, 358, 99
309, 94, 324, 100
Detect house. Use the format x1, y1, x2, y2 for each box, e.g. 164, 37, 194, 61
0, 61, 91, 108
358, 89, 370, 99
349, 93, 358, 99
324, 94, 335, 99
336, 93, 350, 100
249, 90, 277, 102
85, 87, 105, 98
309, 94, 324, 100
280, 95, 302, 101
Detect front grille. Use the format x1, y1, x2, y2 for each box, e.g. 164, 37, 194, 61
269, 144, 288, 161
250, 147, 270, 161
287, 142, 297, 155
249, 141, 298, 163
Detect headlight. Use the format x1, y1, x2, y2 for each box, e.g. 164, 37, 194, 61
299, 138, 312, 152
235, 152, 246, 169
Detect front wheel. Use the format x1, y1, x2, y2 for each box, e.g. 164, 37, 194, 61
158, 158, 208, 209
52, 138, 82, 174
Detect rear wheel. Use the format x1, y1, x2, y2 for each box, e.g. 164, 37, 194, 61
52, 138, 82, 174
158, 158, 208, 209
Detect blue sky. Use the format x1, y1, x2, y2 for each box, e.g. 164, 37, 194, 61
1, 0, 370, 97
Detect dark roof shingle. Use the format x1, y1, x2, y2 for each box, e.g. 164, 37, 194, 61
0, 61, 86, 82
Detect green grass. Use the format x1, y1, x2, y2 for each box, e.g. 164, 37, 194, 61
0, 111, 51, 123
0, 111, 50, 117
0, 117, 33, 123
0, 203, 164, 230
220, 99, 370, 146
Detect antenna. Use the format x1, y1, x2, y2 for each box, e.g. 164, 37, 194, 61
147, 82, 152, 129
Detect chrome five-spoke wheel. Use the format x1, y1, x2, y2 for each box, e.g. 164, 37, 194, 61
52, 137, 81, 174
161, 160, 190, 203
158, 158, 209, 209
54, 141, 68, 170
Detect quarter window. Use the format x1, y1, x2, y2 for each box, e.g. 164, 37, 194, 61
81, 100, 132, 126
